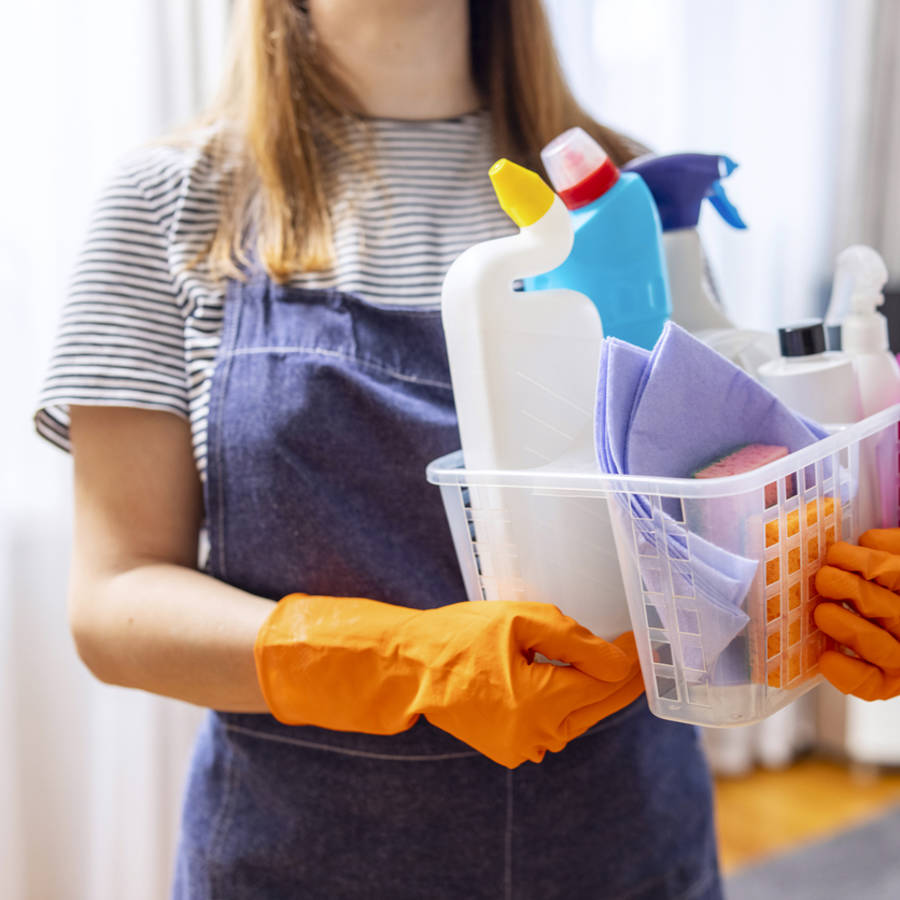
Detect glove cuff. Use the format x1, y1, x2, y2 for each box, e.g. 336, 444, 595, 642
254, 592, 422, 733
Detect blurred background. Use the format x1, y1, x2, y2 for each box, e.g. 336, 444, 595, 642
1, 1, 899, 898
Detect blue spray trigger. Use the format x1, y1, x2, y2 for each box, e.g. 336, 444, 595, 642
623, 153, 746, 232
719, 156, 739, 178
708, 180, 747, 229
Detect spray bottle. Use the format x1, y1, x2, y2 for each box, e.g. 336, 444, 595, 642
623, 153, 744, 333
825, 246, 900, 532
825, 245, 900, 417
623, 152, 778, 374
441, 159, 630, 639
522, 127, 670, 350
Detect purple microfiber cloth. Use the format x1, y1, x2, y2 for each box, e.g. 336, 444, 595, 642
626, 321, 830, 555
596, 323, 828, 683
625, 322, 826, 477
596, 337, 649, 475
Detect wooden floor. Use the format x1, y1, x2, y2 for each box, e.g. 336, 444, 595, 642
715, 756, 900, 874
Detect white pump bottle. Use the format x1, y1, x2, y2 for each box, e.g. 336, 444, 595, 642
826, 245, 900, 417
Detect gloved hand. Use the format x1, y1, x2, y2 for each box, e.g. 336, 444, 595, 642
254, 594, 644, 768
814, 529, 900, 700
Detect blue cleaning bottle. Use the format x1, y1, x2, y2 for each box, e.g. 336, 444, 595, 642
622, 153, 747, 335
523, 127, 670, 350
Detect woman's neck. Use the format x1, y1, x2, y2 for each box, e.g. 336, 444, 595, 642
308, 0, 480, 120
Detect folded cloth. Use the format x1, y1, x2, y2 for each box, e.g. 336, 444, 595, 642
596, 323, 827, 682
626, 322, 826, 478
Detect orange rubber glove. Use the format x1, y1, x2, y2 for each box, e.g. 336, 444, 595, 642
254, 594, 644, 768
814, 529, 900, 700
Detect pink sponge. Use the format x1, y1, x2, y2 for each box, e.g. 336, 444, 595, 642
693, 444, 789, 507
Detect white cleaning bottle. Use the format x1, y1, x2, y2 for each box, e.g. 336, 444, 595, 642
757, 320, 861, 426
441, 159, 631, 640
826, 245, 900, 417
442, 158, 603, 471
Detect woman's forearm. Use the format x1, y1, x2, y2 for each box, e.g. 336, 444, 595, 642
69, 562, 274, 712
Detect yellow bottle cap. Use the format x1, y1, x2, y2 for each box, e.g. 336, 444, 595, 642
488, 158, 555, 228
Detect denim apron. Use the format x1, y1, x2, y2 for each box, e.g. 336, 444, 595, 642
172, 274, 723, 899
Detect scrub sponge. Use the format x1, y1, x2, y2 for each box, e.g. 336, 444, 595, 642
693, 443, 789, 507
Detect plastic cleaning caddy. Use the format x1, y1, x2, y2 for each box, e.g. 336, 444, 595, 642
428, 404, 900, 727
440, 158, 631, 640
522, 127, 670, 351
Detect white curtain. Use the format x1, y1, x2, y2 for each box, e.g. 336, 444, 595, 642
0, 3, 229, 899
835, 0, 900, 273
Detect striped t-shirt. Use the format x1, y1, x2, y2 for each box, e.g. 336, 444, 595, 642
35, 111, 515, 480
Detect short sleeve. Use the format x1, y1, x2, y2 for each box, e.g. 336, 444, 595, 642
34, 155, 190, 452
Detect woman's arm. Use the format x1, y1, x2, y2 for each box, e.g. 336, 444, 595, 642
68, 405, 273, 711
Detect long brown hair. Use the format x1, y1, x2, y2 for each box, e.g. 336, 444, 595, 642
200, 0, 642, 282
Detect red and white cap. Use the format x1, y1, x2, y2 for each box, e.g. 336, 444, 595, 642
540, 127, 620, 211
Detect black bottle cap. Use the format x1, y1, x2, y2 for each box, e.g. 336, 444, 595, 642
778, 320, 827, 357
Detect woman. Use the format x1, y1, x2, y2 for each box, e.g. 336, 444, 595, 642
36, 1, 723, 896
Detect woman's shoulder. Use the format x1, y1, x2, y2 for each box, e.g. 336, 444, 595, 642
68, 123, 235, 333
107, 122, 233, 249
117, 121, 230, 188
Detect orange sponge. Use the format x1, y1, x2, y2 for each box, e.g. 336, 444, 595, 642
693, 444, 789, 507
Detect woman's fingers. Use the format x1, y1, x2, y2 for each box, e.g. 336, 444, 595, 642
825, 542, 900, 592
815, 566, 900, 620
527, 653, 621, 702
516, 607, 635, 683
522, 655, 633, 730
814, 603, 900, 671
859, 528, 900, 556
818, 649, 899, 701
514, 633, 644, 759
561, 672, 645, 741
